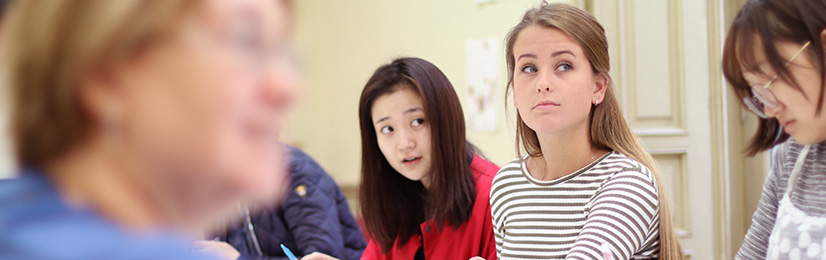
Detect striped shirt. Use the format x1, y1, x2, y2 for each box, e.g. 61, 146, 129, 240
736, 139, 826, 259
490, 151, 660, 260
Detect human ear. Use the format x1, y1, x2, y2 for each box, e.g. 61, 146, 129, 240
78, 67, 126, 128
593, 73, 609, 104
511, 83, 519, 108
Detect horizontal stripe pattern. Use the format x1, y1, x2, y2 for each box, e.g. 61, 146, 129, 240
490, 152, 660, 260
736, 140, 826, 259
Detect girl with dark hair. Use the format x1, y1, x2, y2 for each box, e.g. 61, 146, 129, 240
357, 57, 499, 260
721, 0, 826, 259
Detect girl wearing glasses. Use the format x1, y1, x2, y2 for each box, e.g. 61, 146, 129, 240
722, 0, 826, 259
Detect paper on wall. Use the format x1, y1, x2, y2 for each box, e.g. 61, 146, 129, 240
465, 38, 500, 132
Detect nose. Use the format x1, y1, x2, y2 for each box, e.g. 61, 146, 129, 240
262, 54, 303, 111
396, 129, 416, 151
536, 70, 553, 93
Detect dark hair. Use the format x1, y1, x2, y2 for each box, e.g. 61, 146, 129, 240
358, 57, 476, 252
722, 0, 826, 155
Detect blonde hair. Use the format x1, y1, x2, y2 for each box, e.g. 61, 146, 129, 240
505, 3, 684, 259
2, 0, 194, 168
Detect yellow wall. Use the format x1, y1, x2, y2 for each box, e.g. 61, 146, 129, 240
284, 0, 569, 186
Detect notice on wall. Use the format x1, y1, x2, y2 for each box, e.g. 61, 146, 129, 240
465, 38, 500, 132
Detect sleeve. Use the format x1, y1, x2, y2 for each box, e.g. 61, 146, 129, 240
735, 147, 786, 260
237, 254, 290, 260
481, 194, 498, 260
334, 190, 367, 260
566, 169, 659, 260
489, 180, 504, 259
281, 169, 347, 258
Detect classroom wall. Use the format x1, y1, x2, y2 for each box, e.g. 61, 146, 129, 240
0, 97, 12, 179
283, 0, 569, 186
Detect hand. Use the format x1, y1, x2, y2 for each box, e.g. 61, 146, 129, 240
301, 252, 340, 260
469, 257, 486, 260
192, 240, 241, 260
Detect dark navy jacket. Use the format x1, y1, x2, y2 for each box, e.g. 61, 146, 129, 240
222, 145, 366, 260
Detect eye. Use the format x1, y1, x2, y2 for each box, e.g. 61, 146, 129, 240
521, 65, 538, 74
380, 126, 393, 134
228, 23, 262, 53
411, 118, 425, 127
556, 63, 573, 72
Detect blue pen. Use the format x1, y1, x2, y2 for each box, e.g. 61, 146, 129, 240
281, 244, 298, 260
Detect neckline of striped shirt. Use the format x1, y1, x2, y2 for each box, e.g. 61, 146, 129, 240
518, 151, 616, 186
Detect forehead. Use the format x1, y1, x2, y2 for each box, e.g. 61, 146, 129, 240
198, 0, 288, 33
513, 26, 583, 57
738, 34, 768, 73
371, 87, 423, 119
739, 37, 807, 80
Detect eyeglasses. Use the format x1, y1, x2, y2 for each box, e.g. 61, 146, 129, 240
743, 41, 811, 118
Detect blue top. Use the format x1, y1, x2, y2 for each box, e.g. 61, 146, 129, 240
219, 145, 365, 260
0, 170, 219, 260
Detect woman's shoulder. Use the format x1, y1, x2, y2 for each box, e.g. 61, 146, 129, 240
496, 157, 524, 174
0, 174, 217, 260
595, 152, 656, 187
776, 138, 826, 164
491, 157, 526, 181
599, 151, 648, 171
770, 139, 826, 199
766, 139, 820, 186
470, 154, 501, 179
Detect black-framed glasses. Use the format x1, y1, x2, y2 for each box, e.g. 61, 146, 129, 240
743, 41, 811, 118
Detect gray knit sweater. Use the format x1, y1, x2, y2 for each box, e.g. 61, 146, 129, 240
736, 139, 826, 259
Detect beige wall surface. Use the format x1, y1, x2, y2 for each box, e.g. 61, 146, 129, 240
0, 86, 13, 179
284, 0, 569, 186
0, 112, 12, 179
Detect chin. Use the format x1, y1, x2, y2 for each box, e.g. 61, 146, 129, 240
397, 171, 424, 182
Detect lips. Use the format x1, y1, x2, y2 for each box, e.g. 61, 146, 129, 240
532, 100, 560, 110
402, 156, 422, 165
780, 119, 795, 129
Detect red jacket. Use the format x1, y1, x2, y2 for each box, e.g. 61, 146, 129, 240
360, 155, 499, 260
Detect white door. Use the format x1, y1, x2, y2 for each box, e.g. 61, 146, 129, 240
584, 0, 718, 258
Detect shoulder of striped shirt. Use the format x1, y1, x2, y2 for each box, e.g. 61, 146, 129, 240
604, 152, 654, 175
492, 158, 524, 180
599, 153, 657, 187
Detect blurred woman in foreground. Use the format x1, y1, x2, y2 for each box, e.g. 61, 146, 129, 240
0, 0, 298, 259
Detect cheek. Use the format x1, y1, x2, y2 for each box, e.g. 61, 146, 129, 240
777, 82, 819, 118
512, 86, 534, 111
375, 135, 395, 161
418, 127, 432, 155
124, 45, 269, 195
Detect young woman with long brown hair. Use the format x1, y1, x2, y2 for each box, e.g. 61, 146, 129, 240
489, 3, 683, 260
358, 57, 499, 260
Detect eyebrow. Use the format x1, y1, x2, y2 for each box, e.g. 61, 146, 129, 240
552, 50, 575, 58
374, 107, 423, 124
516, 50, 576, 62
517, 54, 537, 61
